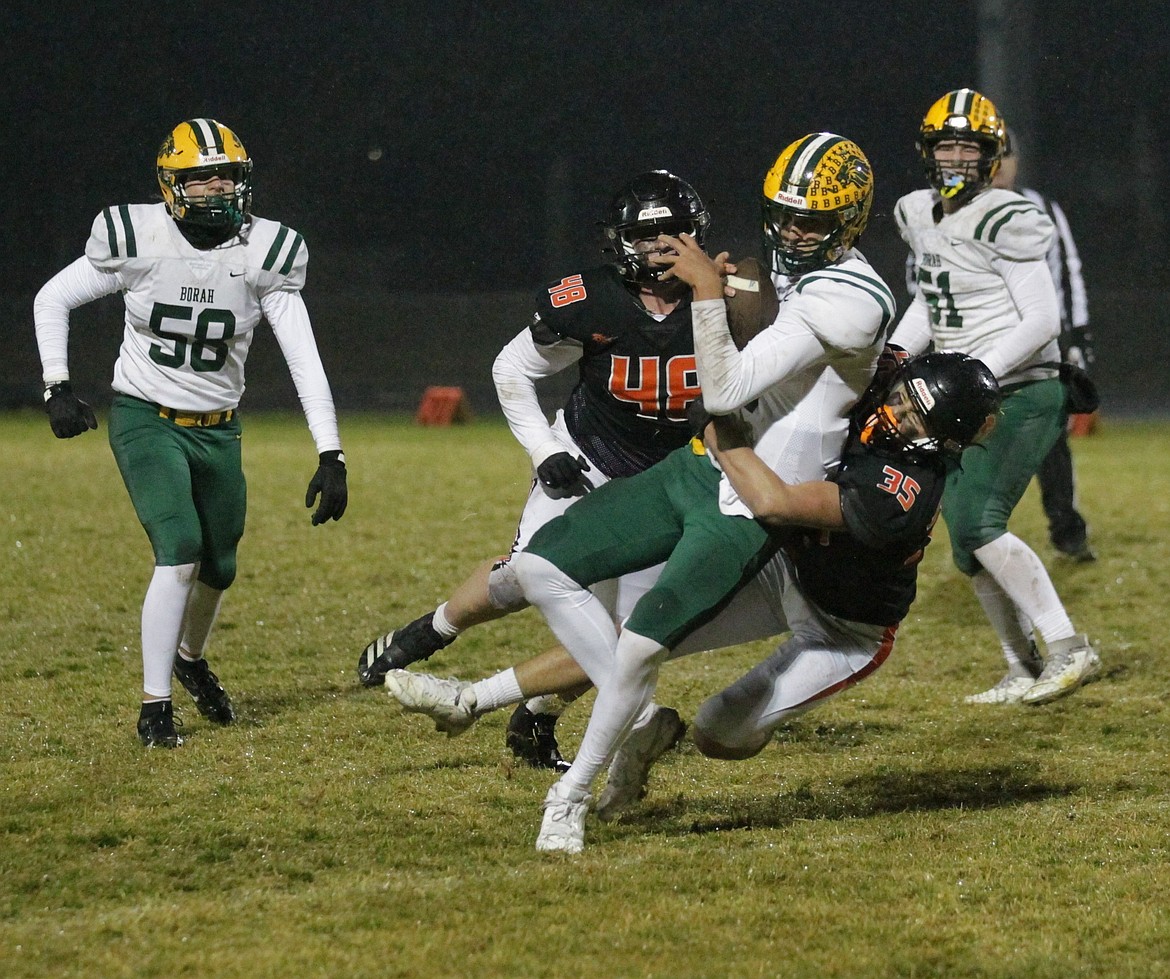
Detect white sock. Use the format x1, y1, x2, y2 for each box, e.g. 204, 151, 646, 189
471, 668, 525, 713
561, 630, 665, 797
179, 580, 224, 662
973, 534, 1075, 645
971, 570, 1037, 674
141, 564, 198, 697
432, 602, 460, 640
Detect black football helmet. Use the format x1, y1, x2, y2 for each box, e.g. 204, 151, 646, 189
863, 352, 1001, 458
603, 171, 710, 284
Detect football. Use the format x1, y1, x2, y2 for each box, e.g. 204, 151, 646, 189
724, 256, 779, 350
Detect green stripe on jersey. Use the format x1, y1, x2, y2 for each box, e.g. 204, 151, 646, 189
278, 233, 304, 275
119, 205, 137, 257
973, 200, 1042, 241
263, 226, 290, 271
796, 268, 895, 334
103, 208, 119, 258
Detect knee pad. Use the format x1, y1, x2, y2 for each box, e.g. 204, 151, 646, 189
487, 559, 527, 612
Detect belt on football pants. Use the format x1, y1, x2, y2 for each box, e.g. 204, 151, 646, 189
158, 405, 235, 427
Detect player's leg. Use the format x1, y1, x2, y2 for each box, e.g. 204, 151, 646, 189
693, 578, 894, 760
171, 420, 246, 725
1037, 429, 1094, 561
108, 397, 205, 747
945, 380, 1099, 702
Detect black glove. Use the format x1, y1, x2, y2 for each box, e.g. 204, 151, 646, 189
44, 381, 98, 439
306, 450, 348, 525
686, 395, 712, 439
536, 452, 590, 491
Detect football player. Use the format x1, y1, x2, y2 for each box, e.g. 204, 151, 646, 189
888, 89, 1100, 706
385, 353, 1001, 836
33, 119, 347, 748
356, 171, 711, 769
440, 133, 895, 853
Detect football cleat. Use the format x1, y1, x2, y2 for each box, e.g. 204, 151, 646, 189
384, 670, 478, 736
506, 704, 571, 772
137, 700, 182, 748
356, 611, 454, 687
964, 643, 1043, 705
1021, 635, 1101, 705
173, 655, 235, 724
536, 781, 591, 854
596, 705, 686, 822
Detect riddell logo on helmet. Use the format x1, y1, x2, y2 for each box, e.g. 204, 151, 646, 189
637, 206, 673, 221
199, 152, 231, 166
911, 377, 936, 411
772, 191, 806, 207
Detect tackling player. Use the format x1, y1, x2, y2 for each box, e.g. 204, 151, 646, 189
889, 89, 1099, 706
33, 119, 347, 748
467, 133, 894, 852
356, 172, 711, 769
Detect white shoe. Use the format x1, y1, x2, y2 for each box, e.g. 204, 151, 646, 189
964, 674, 1038, 705
1021, 636, 1101, 705
536, 781, 591, 854
384, 670, 478, 736
596, 705, 686, 822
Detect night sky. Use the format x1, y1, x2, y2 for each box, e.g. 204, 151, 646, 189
4, 1, 1167, 409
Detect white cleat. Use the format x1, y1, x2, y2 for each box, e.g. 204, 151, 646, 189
536, 781, 591, 854
596, 705, 686, 822
964, 674, 1038, 705
384, 670, 478, 736
1021, 636, 1101, 705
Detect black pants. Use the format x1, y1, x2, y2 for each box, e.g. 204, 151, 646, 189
1036, 427, 1088, 552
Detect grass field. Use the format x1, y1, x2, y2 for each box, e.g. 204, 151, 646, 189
3, 410, 1170, 978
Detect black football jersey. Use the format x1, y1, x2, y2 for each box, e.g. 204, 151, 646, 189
532, 265, 698, 478
783, 436, 951, 626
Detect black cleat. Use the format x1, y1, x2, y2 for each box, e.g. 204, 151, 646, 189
356, 612, 454, 687
506, 704, 571, 773
173, 655, 236, 724
137, 700, 182, 748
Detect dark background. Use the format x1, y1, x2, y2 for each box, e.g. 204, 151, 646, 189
4, 1, 1167, 415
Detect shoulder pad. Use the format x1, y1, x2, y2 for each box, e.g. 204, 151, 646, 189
252, 218, 308, 289
86, 204, 155, 268
794, 263, 897, 341
971, 192, 1055, 259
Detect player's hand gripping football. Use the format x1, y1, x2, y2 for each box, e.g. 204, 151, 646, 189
306, 450, 348, 525
650, 233, 729, 300
44, 382, 98, 438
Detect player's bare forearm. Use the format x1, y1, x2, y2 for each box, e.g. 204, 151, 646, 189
709, 440, 844, 531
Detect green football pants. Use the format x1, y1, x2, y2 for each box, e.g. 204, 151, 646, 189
943, 377, 1065, 575
525, 443, 775, 648
107, 395, 246, 589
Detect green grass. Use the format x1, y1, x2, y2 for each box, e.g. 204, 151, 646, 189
3, 410, 1170, 978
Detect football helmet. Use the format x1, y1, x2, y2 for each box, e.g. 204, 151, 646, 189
603, 170, 710, 284
917, 89, 1007, 203
157, 118, 253, 238
761, 133, 874, 276
863, 352, 1001, 458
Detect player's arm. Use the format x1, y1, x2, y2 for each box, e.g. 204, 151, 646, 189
33, 256, 122, 437
978, 258, 1060, 378
492, 323, 586, 483
704, 415, 844, 530
262, 290, 347, 524
887, 293, 933, 355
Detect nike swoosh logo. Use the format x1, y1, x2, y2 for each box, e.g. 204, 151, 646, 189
230, 271, 245, 277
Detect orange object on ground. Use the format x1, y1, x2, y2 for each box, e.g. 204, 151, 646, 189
416, 386, 472, 426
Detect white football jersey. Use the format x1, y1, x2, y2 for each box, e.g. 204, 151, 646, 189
693, 250, 894, 516
85, 203, 307, 410
895, 188, 1058, 367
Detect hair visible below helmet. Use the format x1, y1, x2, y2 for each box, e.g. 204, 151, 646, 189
157, 118, 253, 239
603, 170, 711, 284
898, 352, 1002, 457
761, 133, 874, 276
917, 89, 1007, 203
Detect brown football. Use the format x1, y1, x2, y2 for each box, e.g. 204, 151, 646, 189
724, 256, 779, 350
